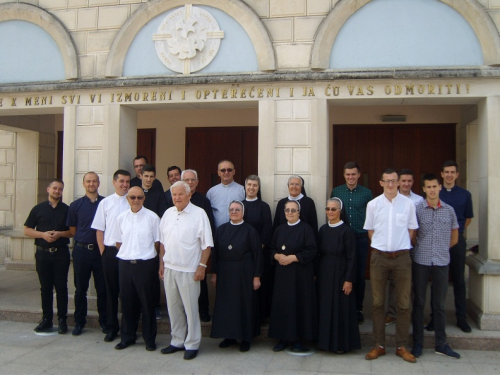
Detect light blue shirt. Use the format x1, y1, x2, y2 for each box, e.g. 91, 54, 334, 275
206, 181, 245, 228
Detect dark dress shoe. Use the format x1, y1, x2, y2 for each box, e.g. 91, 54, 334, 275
58, 319, 68, 334
219, 339, 237, 348
272, 340, 288, 352
357, 311, 365, 324
240, 341, 251, 352
292, 341, 308, 353
72, 324, 84, 336
200, 312, 211, 322
100, 322, 109, 334
146, 343, 157, 351
457, 320, 472, 333
161, 345, 185, 354
34, 319, 53, 332
104, 332, 117, 342
184, 350, 198, 360
115, 341, 134, 350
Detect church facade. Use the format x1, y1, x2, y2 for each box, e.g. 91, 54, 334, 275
0, 0, 499, 330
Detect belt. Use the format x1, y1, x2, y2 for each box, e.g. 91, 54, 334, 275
372, 249, 409, 258
36, 246, 61, 253
75, 242, 97, 250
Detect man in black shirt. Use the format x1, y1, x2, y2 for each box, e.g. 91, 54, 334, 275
165, 165, 182, 209
130, 155, 163, 190
24, 179, 73, 333
66, 172, 106, 336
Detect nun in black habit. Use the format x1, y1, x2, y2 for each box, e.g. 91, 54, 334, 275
272, 175, 318, 235
210, 201, 263, 352
317, 197, 361, 353
268, 200, 318, 353
242, 175, 274, 321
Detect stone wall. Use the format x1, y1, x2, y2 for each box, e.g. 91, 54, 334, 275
0, 131, 15, 230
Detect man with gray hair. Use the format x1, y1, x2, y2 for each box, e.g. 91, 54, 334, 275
159, 181, 213, 360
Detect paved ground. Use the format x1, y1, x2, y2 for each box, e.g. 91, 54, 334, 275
1, 320, 499, 375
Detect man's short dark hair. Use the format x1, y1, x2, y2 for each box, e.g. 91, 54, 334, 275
48, 178, 64, 187
441, 160, 458, 172
142, 164, 156, 175
217, 159, 234, 169
134, 155, 148, 163
399, 168, 414, 177
422, 173, 441, 186
113, 169, 131, 180
344, 161, 360, 172
167, 166, 182, 175
380, 168, 399, 180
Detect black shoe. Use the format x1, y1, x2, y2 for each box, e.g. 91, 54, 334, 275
161, 345, 185, 354
425, 320, 435, 332
357, 311, 365, 324
72, 324, 84, 336
292, 341, 308, 353
435, 344, 460, 359
104, 332, 117, 342
240, 341, 251, 352
115, 341, 134, 350
200, 312, 211, 322
146, 343, 157, 351
58, 319, 68, 334
219, 339, 237, 348
457, 320, 472, 333
273, 340, 288, 352
184, 350, 198, 360
412, 343, 423, 358
34, 319, 53, 332
100, 322, 109, 334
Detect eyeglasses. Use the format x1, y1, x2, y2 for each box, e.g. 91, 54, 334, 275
229, 208, 242, 213
219, 168, 234, 173
284, 208, 299, 213
325, 207, 341, 212
182, 179, 197, 183
381, 179, 398, 185
128, 195, 145, 200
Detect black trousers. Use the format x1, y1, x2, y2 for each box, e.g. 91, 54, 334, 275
199, 278, 209, 315
119, 258, 157, 346
355, 236, 369, 312
73, 244, 107, 326
102, 246, 120, 333
35, 246, 70, 321
412, 262, 448, 347
449, 233, 467, 322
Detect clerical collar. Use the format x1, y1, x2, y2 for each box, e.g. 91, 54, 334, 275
222, 181, 235, 188
230, 220, 244, 225
328, 220, 344, 228
287, 219, 301, 226
245, 197, 258, 202
288, 193, 304, 201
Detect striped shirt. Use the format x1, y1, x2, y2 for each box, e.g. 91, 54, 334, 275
414, 200, 459, 266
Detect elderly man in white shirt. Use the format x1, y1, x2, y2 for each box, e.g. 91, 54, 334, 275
110, 186, 160, 352
159, 181, 213, 360
364, 168, 418, 364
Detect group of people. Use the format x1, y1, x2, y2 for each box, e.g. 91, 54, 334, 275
24, 157, 473, 362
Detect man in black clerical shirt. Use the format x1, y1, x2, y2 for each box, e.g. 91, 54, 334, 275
24, 179, 73, 334
165, 165, 182, 208
130, 155, 163, 190
66, 172, 106, 336
182, 169, 214, 322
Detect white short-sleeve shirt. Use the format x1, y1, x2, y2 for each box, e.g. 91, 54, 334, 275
160, 202, 214, 273
91, 193, 130, 247
364, 193, 418, 252
111, 207, 160, 260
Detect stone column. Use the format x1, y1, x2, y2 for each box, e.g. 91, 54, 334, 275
259, 98, 329, 225
467, 96, 500, 330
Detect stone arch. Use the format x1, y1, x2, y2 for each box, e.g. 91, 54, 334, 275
311, 0, 500, 69
106, 0, 275, 77
0, 3, 79, 80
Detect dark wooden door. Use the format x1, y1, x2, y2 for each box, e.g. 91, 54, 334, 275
185, 127, 258, 195
334, 124, 456, 196
137, 128, 156, 166
334, 124, 456, 279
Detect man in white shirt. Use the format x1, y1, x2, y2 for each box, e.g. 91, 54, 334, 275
91, 169, 131, 342
364, 168, 418, 363
386, 169, 424, 325
159, 181, 213, 360
206, 160, 245, 228
111, 186, 160, 352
